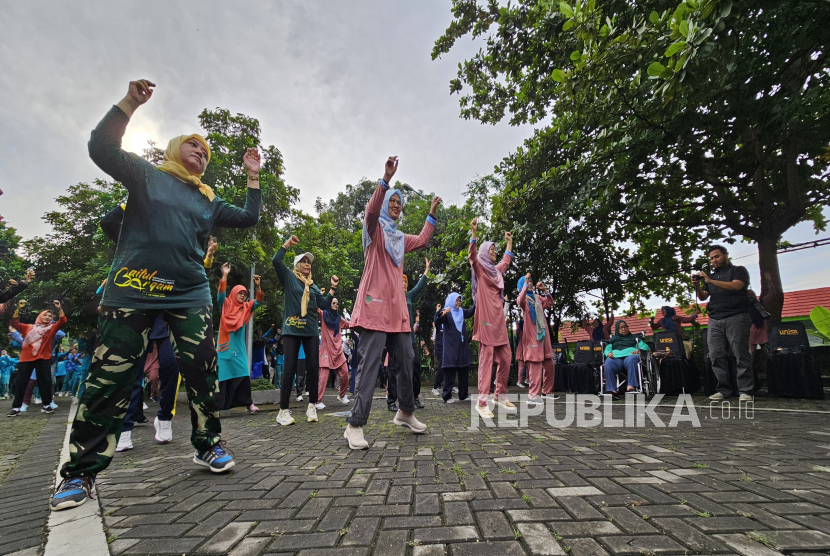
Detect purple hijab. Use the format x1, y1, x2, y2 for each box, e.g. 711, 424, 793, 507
471, 240, 504, 302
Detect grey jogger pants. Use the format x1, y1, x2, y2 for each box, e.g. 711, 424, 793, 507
348, 331, 414, 427
708, 312, 754, 396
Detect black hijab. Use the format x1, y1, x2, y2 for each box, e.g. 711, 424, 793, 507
609, 320, 638, 350
323, 307, 341, 338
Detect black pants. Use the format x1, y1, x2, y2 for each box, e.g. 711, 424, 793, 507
55, 375, 65, 393
388, 350, 421, 404
296, 359, 307, 395
13, 359, 53, 409
280, 335, 319, 409
433, 352, 444, 390
443, 366, 469, 401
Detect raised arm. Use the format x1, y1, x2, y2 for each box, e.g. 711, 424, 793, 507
52, 301, 67, 330
0, 276, 30, 304
463, 305, 476, 319
272, 237, 299, 285
408, 272, 428, 300
404, 197, 441, 253
89, 80, 156, 191
517, 277, 529, 309
496, 232, 514, 274
213, 188, 262, 229
100, 204, 125, 243
217, 263, 230, 309
315, 276, 339, 311
366, 157, 398, 237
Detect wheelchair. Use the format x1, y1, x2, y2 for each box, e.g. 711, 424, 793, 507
599, 332, 660, 399
653, 330, 700, 394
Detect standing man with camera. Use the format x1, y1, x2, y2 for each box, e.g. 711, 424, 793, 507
692, 245, 754, 402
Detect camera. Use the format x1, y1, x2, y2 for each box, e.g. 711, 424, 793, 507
691, 273, 701, 282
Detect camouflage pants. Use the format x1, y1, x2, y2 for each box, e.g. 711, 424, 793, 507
61, 306, 221, 478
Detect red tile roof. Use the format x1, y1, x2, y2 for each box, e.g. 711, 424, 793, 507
555, 287, 830, 343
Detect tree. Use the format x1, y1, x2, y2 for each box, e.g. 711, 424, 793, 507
433, 0, 830, 325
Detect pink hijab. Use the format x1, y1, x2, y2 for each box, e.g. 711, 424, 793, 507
471, 240, 504, 302
22, 311, 53, 353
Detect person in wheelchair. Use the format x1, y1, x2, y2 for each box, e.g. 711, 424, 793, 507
603, 321, 650, 400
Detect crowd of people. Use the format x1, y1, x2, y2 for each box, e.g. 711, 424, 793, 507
0, 79, 761, 515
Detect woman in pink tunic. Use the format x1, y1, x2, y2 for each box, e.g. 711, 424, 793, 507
344, 157, 442, 450
469, 217, 514, 418
317, 298, 351, 406
517, 274, 556, 402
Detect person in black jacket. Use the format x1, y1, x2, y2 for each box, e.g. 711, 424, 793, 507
431, 303, 445, 397
435, 293, 475, 403
0, 270, 35, 307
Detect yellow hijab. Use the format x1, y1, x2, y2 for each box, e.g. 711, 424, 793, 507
157, 134, 215, 202
292, 254, 314, 317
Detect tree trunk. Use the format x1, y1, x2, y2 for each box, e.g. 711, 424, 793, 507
756, 233, 785, 328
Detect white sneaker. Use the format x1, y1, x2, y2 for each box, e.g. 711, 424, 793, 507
709, 392, 726, 401
304, 391, 309, 396
493, 397, 517, 412
116, 430, 133, 452
154, 417, 173, 443
431, 388, 441, 397
49, 401, 58, 410
392, 411, 427, 434
315, 402, 326, 410
476, 404, 494, 419
142, 402, 148, 410
276, 409, 295, 426
34, 398, 41, 405
307, 403, 318, 422
739, 393, 754, 403
337, 395, 350, 404
344, 425, 369, 450
516, 381, 526, 388
452, 387, 459, 394
20, 404, 28, 412
446, 398, 455, 404
296, 395, 303, 402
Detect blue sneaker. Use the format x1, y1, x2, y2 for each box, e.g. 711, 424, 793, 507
50, 476, 95, 511
193, 441, 235, 473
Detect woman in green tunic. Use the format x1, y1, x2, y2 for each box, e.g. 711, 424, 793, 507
217, 263, 263, 413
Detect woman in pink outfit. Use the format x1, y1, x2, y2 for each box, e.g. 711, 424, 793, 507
344, 157, 442, 450
468, 217, 514, 418
317, 298, 351, 407
517, 273, 556, 403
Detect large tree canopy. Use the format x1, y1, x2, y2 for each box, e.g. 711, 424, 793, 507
433, 0, 830, 323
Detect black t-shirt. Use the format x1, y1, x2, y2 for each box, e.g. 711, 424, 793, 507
704, 263, 750, 319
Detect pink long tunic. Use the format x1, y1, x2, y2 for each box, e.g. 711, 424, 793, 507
517, 286, 554, 362
469, 242, 512, 346
319, 309, 350, 369
350, 182, 435, 333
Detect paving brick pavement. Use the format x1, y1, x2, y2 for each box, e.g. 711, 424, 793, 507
0, 401, 70, 555
7, 391, 830, 556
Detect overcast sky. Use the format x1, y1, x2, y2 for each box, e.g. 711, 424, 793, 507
1, 1, 828, 305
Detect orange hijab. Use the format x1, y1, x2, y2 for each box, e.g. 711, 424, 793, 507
217, 285, 255, 350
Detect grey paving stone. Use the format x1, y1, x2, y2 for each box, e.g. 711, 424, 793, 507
601, 507, 658, 534
318, 507, 354, 531
297, 550, 370, 556
516, 523, 566, 555
250, 520, 317, 535
227, 536, 272, 556
507, 509, 571, 522
372, 529, 408, 556
185, 510, 239, 537
109, 538, 141, 556
747, 530, 830, 551
412, 526, 479, 544
556, 497, 605, 520
597, 535, 686, 555
267, 532, 341, 551
567, 538, 613, 556
444, 501, 475, 525
412, 545, 445, 556
382, 515, 442, 529
712, 534, 785, 556
415, 493, 440, 515
123, 538, 203, 554
551, 521, 623, 537
651, 518, 732, 553
477, 511, 516, 540
450, 540, 527, 556
341, 517, 380, 546
197, 521, 255, 554
689, 516, 768, 533
121, 523, 195, 539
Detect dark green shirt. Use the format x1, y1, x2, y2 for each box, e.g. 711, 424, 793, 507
272, 246, 331, 336
90, 106, 261, 309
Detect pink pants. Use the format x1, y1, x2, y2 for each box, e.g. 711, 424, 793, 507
526, 358, 556, 396
477, 344, 511, 406
319, 363, 349, 399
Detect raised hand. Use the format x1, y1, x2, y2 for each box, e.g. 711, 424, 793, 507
441, 307, 451, 316
221, 262, 231, 277
243, 148, 261, 176
17, 300, 26, 309
330, 275, 340, 288
383, 156, 399, 183
429, 196, 442, 217
471, 217, 478, 231
285, 235, 300, 248
524, 272, 532, 285
126, 79, 155, 106
206, 236, 218, 258
253, 274, 261, 287
24, 269, 35, 283
8, 279, 17, 287
424, 258, 431, 275
436, 303, 441, 312
53, 300, 62, 310
504, 231, 512, 240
